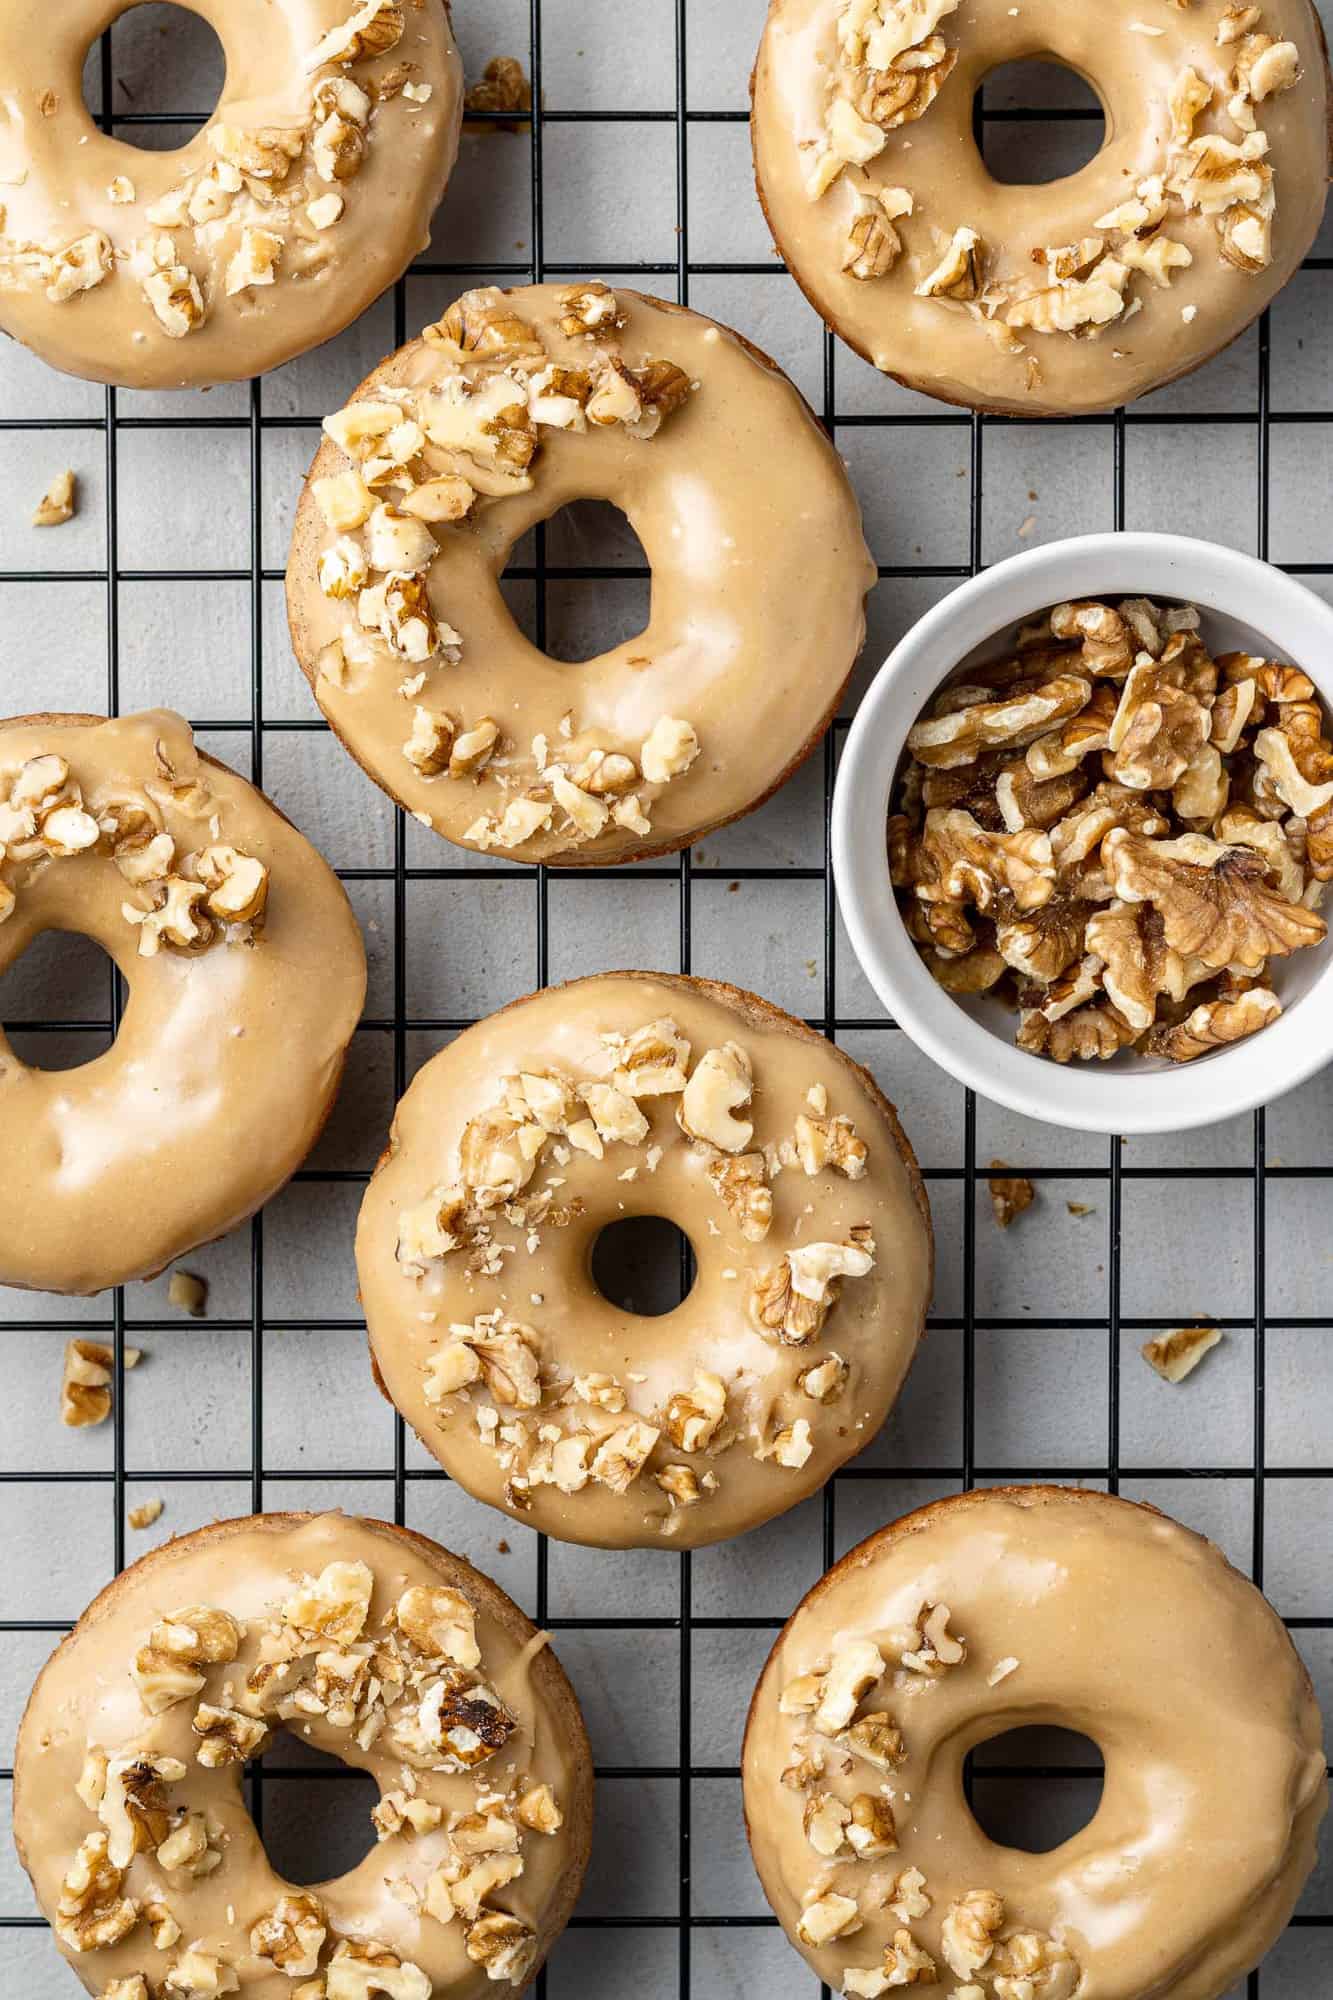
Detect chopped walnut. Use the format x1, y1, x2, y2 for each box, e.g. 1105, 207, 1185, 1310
191, 1702, 269, 1767
1084, 902, 1191, 1036
193, 843, 269, 925
32, 467, 76, 526
168, 1268, 208, 1316
1104, 828, 1324, 971
907, 676, 1090, 769
98, 1751, 186, 1866
132, 1604, 241, 1713
1106, 655, 1211, 791
557, 280, 625, 338
283, 1559, 374, 1646
518, 1781, 563, 1834
371, 1790, 445, 1839
847, 1791, 898, 1858
641, 715, 701, 784
797, 1890, 862, 1948
886, 1865, 931, 1921
679, 1041, 754, 1151
1142, 1324, 1223, 1381
463, 1909, 538, 1985
60, 1338, 113, 1427
839, 1709, 905, 1769
804, 1789, 852, 1856
55, 1831, 139, 1953
163, 1949, 240, 1997
799, 1351, 849, 1403
792, 1110, 869, 1179
1148, 984, 1281, 1061
309, 0, 405, 66
591, 1420, 660, 1493
942, 1890, 1004, 1979
915, 225, 983, 301
324, 1938, 430, 2000
1017, 998, 1138, 1063
751, 1234, 876, 1344
664, 1368, 728, 1451
608, 1016, 691, 1095
988, 1928, 1079, 2000
128, 1498, 164, 1530
814, 1636, 886, 1735
988, 1167, 1035, 1229
251, 1893, 327, 1978
898, 1601, 966, 1676
705, 1149, 772, 1241
395, 1583, 481, 1666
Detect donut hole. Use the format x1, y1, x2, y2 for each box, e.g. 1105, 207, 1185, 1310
254, 1739, 380, 1886
590, 1214, 696, 1316
84, 2, 227, 144
977, 61, 1106, 185
967, 1725, 1105, 1854
510, 501, 651, 664
0, 930, 120, 1071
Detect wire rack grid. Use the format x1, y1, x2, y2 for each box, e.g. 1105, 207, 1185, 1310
2, 1, 1333, 1995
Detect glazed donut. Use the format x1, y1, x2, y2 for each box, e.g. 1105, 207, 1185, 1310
14, 1511, 593, 1999
0, 710, 366, 1294
0, 0, 463, 388
743, 1485, 1327, 2000
286, 282, 875, 865
356, 973, 934, 1550
752, 0, 1332, 415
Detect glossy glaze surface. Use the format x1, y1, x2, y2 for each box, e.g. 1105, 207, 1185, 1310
753, 0, 1331, 414
0, 711, 366, 1293
287, 284, 876, 864
744, 1485, 1327, 1999
0, 0, 463, 385
357, 973, 934, 1549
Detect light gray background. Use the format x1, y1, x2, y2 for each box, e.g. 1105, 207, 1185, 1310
2, 1, 1332, 1994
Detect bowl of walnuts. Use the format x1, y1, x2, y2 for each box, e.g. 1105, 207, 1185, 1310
832, 532, 1333, 1134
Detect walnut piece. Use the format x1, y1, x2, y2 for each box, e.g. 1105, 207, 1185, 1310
942, 1889, 1005, 1979
1142, 1324, 1223, 1382
132, 1603, 241, 1713
60, 1339, 113, 1427
32, 468, 76, 526
988, 1166, 1035, 1229
1104, 828, 1324, 970
679, 1042, 754, 1151
395, 1583, 481, 1666
1147, 984, 1281, 1061
251, 1893, 327, 1978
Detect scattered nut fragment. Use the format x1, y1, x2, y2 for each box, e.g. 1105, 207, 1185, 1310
32, 468, 76, 526
128, 1499, 164, 1531
60, 1340, 114, 1427
168, 1268, 208, 1317
1142, 1324, 1223, 1382
464, 55, 532, 120
988, 1164, 1035, 1229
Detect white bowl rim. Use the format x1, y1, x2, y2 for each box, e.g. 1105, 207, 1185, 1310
831, 531, 1333, 1136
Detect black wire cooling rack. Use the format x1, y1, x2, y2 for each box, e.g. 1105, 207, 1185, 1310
3, 2, 1332, 1994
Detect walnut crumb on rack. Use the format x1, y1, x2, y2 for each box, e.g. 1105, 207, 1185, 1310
988, 1164, 1035, 1228
1142, 1324, 1223, 1382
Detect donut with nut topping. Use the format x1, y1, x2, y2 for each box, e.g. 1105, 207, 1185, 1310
286, 282, 876, 864
0, 0, 463, 387
355, 972, 934, 1549
12, 1511, 593, 2000
0, 710, 366, 1294
744, 1484, 1327, 2000
752, 0, 1331, 414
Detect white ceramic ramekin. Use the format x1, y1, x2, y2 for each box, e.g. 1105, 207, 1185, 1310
832, 532, 1333, 1135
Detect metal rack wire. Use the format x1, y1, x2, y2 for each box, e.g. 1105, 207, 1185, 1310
2, 2, 1332, 1994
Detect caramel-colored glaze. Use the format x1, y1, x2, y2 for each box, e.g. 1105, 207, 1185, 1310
0, 712, 366, 1294
752, 0, 1332, 416
0, 0, 462, 387
286, 285, 876, 865
744, 1485, 1328, 2000
356, 974, 934, 1550
13, 1511, 594, 1999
